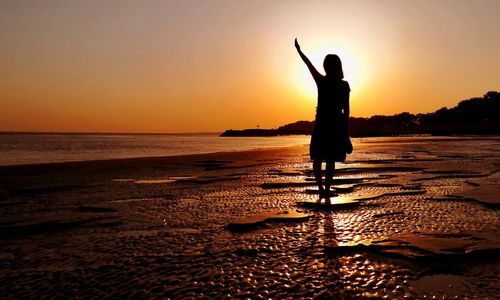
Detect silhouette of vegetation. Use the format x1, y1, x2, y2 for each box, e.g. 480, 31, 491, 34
220, 91, 499, 137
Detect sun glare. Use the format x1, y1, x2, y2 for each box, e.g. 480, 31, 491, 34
291, 42, 365, 100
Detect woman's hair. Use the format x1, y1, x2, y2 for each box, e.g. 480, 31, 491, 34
323, 54, 344, 80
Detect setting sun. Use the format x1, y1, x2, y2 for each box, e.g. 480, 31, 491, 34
290, 40, 367, 101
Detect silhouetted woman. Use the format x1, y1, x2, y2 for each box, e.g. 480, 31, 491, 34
295, 38, 351, 199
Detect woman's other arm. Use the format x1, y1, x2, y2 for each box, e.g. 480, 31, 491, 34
344, 93, 350, 119
343, 84, 350, 126
295, 38, 321, 82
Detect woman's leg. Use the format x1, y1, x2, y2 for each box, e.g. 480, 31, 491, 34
313, 160, 324, 198
325, 161, 335, 193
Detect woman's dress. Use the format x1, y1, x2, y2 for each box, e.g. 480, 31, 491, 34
309, 77, 350, 162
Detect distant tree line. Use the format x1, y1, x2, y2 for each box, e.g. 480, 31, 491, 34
221, 91, 499, 137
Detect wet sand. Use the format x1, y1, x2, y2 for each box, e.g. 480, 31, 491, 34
0, 136, 499, 299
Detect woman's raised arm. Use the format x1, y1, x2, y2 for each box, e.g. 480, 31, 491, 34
295, 38, 321, 82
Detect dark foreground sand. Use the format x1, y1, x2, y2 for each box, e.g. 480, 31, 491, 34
0, 136, 499, 299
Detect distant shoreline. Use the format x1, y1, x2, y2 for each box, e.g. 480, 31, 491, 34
220, 130, 500, 138
219, 129, 442, 138
221, 91, 499, 137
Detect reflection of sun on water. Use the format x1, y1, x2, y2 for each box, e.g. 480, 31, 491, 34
291, 43, 365, 101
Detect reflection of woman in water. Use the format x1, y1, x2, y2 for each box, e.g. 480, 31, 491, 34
295, 38, 351, 199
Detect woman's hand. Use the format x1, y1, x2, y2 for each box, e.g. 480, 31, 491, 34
295, 38, 321, 81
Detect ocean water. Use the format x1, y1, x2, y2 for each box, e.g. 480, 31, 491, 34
0, 133, 310, 166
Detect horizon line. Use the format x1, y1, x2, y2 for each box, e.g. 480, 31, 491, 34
0, 131, 224, 135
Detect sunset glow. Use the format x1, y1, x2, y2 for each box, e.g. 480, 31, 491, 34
0, 1, 499, 133
290, 41, 366, 100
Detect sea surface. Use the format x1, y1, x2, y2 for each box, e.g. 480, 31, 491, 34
0, 133, 310, 166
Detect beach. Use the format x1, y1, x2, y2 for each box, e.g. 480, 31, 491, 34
0, 136, 499, 299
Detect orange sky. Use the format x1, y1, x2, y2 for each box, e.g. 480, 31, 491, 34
1, 1, 499, 133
